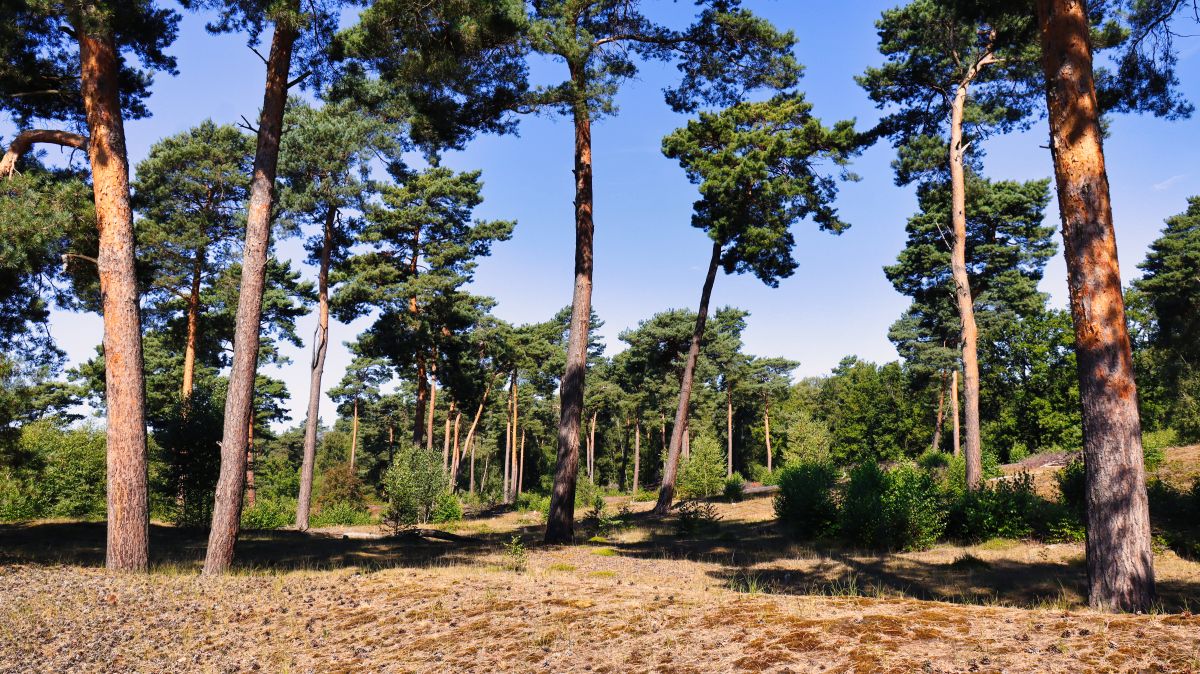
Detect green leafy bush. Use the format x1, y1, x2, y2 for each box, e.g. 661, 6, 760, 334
241, 497, 296, 530
678, 435, 726, 499
382, 443, 450, 529
515, 491, 550, 513
1142, 428, 1178, 452
1055, 457, 1086, 518
916, 450, 951, 471
947, 472, 1045, 542
774, 462, 839, 539
841, 463, 945, 551
1143, 444, 1166, 473
311, 501, 373, 527
431, 491, 463, 523
674, 500, 722, 536
748, 463, 780, 486
316, 463, 366, 511
19, 421, 106, 519
0, 470, 42, 522
723, 473, 745, 502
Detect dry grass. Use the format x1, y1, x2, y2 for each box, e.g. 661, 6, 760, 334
2, 465, 1200, 672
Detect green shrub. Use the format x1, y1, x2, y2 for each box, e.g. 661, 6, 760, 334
254, 451, 300, 500
316, 463, 366, 511
916, 450, 951, 471
311, 501, 373, 527
1055, 457, 1086, 518
1142, 428, 1178, 452
431, 491, 463, 523
723, 473, 745, 502
573, 476, 603, 509
947, 472, 1045, 542
382, 443, 449, 529
515, 491, 550, 513
678, 435, 726, 499
748, 463, 780, 486
18, 421, 106, 519
774, 462, 839, 539
841, 463, 945, 551
1143, 444, 1166, 473
0, 470, 42, 522
674, 500, 722, 536
152, 391, 223, 526
241, 497, 296, 529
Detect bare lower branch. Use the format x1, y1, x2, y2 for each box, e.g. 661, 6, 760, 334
1, 129, 89, 177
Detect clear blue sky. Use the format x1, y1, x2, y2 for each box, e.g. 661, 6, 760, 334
32, 1, 1200, 429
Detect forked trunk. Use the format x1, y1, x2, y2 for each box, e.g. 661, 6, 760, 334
77, 23, 149, 572
181, 249, 204, 400
950, 77, 984, 490
1037, 0, 1154, 612
296, 206, 333, 530
654, 241, 721, 515
204, 14, 297, 575
545, 82, 594, 544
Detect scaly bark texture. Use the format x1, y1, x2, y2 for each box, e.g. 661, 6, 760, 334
204, 18, 297, 575
726, 389, 734, 477
1036, 0, 1155, 612
545, 85, 594, 544
180, 249, 204, 399
654, 241, 722, 515
79, 26, 149, 572
295, 208, 333, 530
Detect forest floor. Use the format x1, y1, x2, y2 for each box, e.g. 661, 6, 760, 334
2, 449, 1200, 673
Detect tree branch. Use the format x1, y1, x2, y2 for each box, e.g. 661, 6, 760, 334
1, 129, 89, 177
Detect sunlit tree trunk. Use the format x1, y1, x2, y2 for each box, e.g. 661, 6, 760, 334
350, 397, 359, 470
296, 206, 333, 530
546, 68, 595, 544
426, 359, 437, 451
951, 368, 961, 457
518, 429, 526, 496
413, 355, 428, 445
726, 388, 734, 476
245, 423, 256, 508
1036, 0, 1154, 612
632, 420, 641, 495
181, 249, 204, 400
503, 419, 512, 501
443, 401, 453, 471
654, 241, 721, 515
204, 12, 297, 575
510, 370, 519, 501
588, 411, 598, 484
931, 369, 947, 453
450, 411, 462, 489
76, 20, 149, 572
764, 396, 773, 473
459, 380, 491, 485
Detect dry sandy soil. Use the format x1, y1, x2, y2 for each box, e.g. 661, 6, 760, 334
2, 450, 1200, 673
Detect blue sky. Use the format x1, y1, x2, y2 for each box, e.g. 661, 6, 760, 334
28, 1, 1200, 428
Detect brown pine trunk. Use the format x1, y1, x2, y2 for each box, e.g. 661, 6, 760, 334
545, 77, 594, 544
296, 206, 333, 530
764, 397, 773, 473
350, 398, 359, 470
245, 423, 255, 509
470, 432, 477, 494
204, 14, 297, 575
0, 129, 87, 177
503, 420, 512, 501
951, 368, 961, 457
181, 249, 204, 400
654, 241, 721, 515
510, 370, 519, 501
726, 388, 734, 477
950, 75, 984, 490
442, 401, 454, 471
588, 411, 598, 483
683, 424, 690, 461
518, 429, 527, 496
931, 369, 947, 453
632, 420, 641, 495
1036, 0, 1155, 612
459, 380, 492, 484
426, 360, 437, 451
76, 22, 149, 572
413, 355, 428, 445
450, 412, 462, 489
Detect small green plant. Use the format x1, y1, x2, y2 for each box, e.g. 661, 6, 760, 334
916, 450, 951, 471
726, 570, 769, 594
841, 462, 945, 551
673, 500, 722, 536
504, 535, 528, 572
382, 442, 450, 532
748, 463, 780, 486
311, 501, 373, 527
1055, 457, 1086, 518
240, 497, 296, 529
678, 435, 726, 499
774, 461, 839, 539
515, 491, 550, 513
947, 472, 1047, 542
431, 492, 463, 523
723, 473, 745, 502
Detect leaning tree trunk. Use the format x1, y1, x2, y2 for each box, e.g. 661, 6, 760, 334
545, 78, 595, 544
654, 241, 722, 515
296, 206, 333, 530
1036, 0, 1155, 612
204, 16, 297, 575
181, 249, 204, 400
78, 25, 149, 572
950, 76, 984, 490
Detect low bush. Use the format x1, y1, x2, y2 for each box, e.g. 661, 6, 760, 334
0, 471, 42, 522
515, 491, 550, 513
774, 462, 839, 539
241, 497, 296, 530
748, 463, 781, 486
382, 443, 449, 529
311, 501, 373, 527
723, 473, 745, 502
678, 435, 725, 499
316, 463, 366, 511
947, 472, 1045, 542
431, 492, 463, 524
1055, 457, 1086, 518
674, 500, 722, 536
916, 450, 951, 471
841, 463, 945, 551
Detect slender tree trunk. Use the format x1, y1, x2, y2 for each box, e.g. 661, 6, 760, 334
588, 411, 597, 484
518, 429, 526, 496
503, 420, 512, 502
450, 412, 462, 489
952, 368, 961, 457
931, 369, 947, 453
654, 241, 721, 515
426, 360, 437, 451
683, 424, 690, 461
443, 401, 454, 471
764, 397, 773, 473
296, 206, 333, 530
619, 418, 629, 488
204, 15, 297, 575
413, 355, 428, 445
350, 398, 359, 470
726, 388, 734, 477
546, 79, 594, 544
245, 423, 255, 508
510, 370, 519, 501
459, 381, 492, 484
632, 420, 641, 495
1037, 0, 1155, 612
77, 23, 149, 572
950, 77, 984, 490
181, 249, 204, 400
470, 432, 476, 495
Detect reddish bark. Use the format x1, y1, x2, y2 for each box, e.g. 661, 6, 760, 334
0, 128, 87, 176
296, 206, 333, 530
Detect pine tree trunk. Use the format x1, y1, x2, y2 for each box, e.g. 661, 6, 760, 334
952, 368, 961, 457
443, 401, 454, 471
683, 424, 690, 461
77, 22, 148, 572
950, 79, 984, 490
450, 412, 462, 489
726, 388, 734, 477
204, 15, 296, 575
426, 360, 437, 451
510, 370, 519, 501
413, 355, 428, 445
764, 397, 773, 473
245, 423, 255, 509
181, 249, 204, 400
632, 420, 641, 495
654, 241, 721, 515
1036, 0, 1155, 612
296, 206, 333, 530
545, 78, 594, 544
931, 369, 947, 453
470, 433, 476, 495
350, 398, 359, 470
518, 429, 526, 496
458, 381, 491, 485
503, 420, 512, 502
588, 411, 597, 484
